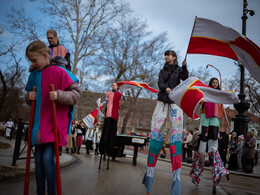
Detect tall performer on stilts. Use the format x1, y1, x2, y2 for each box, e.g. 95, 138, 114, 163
190, 77, 229, 194
142, 50, 188, 195
25, 40, 80, 195
99, 82, 124, 169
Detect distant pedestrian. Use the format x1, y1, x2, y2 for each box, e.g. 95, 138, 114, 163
85, 128, 94, 154
234, 135, 244, 172
66, 122, 75, 154
244, 131, 256, 169
218, 128, 229, 167
76, 122, 86, 154
4, 118, 14, 140
191, 128, 199, 153
71, 123, 77, 153
228, 131, 238, 170
182, 128, 193, 162
94, 126, 101, 155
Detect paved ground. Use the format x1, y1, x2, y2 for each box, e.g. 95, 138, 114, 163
0, 136, 75, 180
0, 137, 260, 195
125, 145, 260, 178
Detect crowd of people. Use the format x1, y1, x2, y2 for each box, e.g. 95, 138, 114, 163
181, 127, 258, 173
65, 121, 102, 155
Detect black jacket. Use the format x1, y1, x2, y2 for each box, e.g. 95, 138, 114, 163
76, 125, 86, 136
218, 132, 229, 151
157, 62, 189, 103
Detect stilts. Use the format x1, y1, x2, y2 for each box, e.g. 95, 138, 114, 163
107, 155, 110, 170
98, 154, 102, 170
24, 86, 36, 195
50, 84, 62, 195
98, 153, 110, 170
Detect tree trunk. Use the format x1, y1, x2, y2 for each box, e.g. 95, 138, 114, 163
121, 108, 132, 134
0, 89, 7, 113
0, 71, 8, 114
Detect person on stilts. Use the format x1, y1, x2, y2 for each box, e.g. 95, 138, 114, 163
99, 82, 124, 169
142, 50, 188, 195
190, 77, 229, 194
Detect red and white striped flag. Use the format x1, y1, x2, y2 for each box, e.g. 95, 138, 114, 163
117, 81, 159, 93
187, 17, 260, 83
169, 77, 240, 120
83, 98, 104, 128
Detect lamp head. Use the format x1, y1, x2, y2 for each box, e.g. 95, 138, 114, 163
249, 10, 255, 16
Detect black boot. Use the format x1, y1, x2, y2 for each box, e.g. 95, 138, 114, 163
66, 148, 69, 153
77, 146, 80, 154
212, 185, 216, 194
59, 146, 62, 156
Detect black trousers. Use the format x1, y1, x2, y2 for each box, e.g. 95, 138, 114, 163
86, 140, 93, 153
99, 117, 117, 156
183, 147, 192, 162
95, 143, 100, 154
228, 153, 238, 170
219, 150, 227, 167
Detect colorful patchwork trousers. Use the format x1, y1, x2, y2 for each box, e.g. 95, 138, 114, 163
190, 151, 229, 186
142, 101, 183, 195
190, 113, 229, 187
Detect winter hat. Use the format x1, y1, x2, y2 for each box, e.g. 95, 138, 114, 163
232, 131, 237, 137
238, 135, 244, 140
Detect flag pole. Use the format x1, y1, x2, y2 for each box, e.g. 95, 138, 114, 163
24, 86, 36, 195
206, 64, 222, 88
50, 84, 62, 195
184, 16, 197, 60
205, 64, 230, 131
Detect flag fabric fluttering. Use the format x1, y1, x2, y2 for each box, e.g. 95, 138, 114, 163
187, 17, 260, 83
117, 81, 159, 93
168, 77, 240, 120
83, 98, 104, 128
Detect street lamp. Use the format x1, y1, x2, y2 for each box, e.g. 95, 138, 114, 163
232, 0, 254, 138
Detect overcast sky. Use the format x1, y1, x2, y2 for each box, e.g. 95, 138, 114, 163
1, 0, 259, 80
126, 0, 260, 79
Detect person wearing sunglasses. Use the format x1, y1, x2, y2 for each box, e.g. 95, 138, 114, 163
47, 29, 71, 71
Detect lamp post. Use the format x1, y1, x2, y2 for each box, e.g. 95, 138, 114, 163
232, 0, 254, 138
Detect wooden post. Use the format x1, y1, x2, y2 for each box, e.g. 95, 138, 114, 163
24, 86, 36, 195
50, 84, 62, 195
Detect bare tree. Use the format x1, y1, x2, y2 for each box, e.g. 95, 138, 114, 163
224, 68, 260, 117
6, 0, 129, 83
6, 7, 40, 42
189, 66, 213, 84
0, 48, 26, 119
5, 0, 130, 120
245, 75, 260, 116
91, 16, 170, 133
41, 0, 128, 79
0, 27, 15, 57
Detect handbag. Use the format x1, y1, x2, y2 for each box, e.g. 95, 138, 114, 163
187, 142, 193, 148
